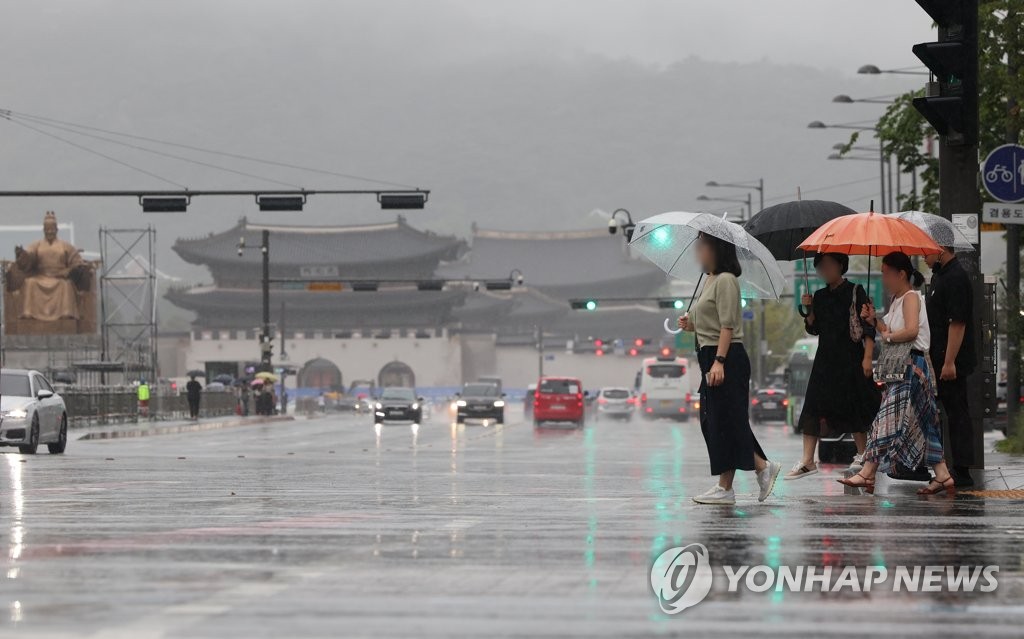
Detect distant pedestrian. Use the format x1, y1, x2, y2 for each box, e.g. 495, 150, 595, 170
186, 376, 203, 420
786, 253, 880, 480
843, 252, 953, 495
925, 245, 976, 487
137, 380, 150, 419
318, 392, 327, 413
678, 232, 782, 505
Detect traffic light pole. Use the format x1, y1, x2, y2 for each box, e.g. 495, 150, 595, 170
260, 229, 272, 373
1005, 3, 1021, 435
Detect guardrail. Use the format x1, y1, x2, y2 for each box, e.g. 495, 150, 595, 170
61, 388, 238, 427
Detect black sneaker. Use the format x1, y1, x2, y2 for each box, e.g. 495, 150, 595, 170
887, 465, 932, 482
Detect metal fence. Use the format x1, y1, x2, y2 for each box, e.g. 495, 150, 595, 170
61, 387, 237, 427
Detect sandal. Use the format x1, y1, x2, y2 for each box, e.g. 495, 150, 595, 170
917, 476, 955, 495
837, 472, 875, 495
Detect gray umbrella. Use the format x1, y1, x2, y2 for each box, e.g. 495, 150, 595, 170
888, 211, 975, 250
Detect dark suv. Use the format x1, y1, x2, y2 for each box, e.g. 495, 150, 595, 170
750, 388, 788, 424
455, 382, 505, 424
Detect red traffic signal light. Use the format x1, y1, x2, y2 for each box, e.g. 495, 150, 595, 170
594, 338, 604, 348
634, 338, 644, 347
660, 346, 672, 358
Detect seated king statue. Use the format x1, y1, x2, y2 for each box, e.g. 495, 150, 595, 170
7, 211, 92, 323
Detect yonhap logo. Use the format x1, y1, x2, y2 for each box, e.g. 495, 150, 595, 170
650, 543, 713, 614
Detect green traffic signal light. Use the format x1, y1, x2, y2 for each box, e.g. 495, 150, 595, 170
673, 299, 684, 310
585, 300, 597, 311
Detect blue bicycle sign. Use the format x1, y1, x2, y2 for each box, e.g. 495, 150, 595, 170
981, 144, 1024, 203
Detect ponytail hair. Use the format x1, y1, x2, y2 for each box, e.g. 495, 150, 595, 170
881, 251, 924, 288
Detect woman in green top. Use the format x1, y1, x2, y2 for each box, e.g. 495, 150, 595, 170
678, 233, 782, 505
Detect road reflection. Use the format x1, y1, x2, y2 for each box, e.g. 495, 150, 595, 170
7, 455, 24, 622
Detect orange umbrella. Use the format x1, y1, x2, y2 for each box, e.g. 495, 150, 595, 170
798, 210, 941, 296
798, 211, 941, 256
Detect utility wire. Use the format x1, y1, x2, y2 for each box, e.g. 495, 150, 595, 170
4, 113, 301, 189
2, 114, 186, 189
4, 108, 419, 189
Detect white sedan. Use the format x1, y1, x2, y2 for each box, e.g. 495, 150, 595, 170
1, 369, 68, 454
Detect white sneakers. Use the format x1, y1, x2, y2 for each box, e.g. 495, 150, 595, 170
692, 460, 782, 505
784, 462, 819, 481
692, 485, 735, 505
848, 454, 865, 473
757, 461, 782, 502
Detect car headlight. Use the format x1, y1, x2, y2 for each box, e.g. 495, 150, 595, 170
4, 409, 28, 419
375, 402, 383, 410
456, 400, 467, 407
493, 400, 505, 407
411, 402, 419, 410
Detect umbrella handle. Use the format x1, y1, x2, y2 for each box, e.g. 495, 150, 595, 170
664, 317, 683, 335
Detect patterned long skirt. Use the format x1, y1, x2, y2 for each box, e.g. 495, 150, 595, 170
864, 352, 943, 472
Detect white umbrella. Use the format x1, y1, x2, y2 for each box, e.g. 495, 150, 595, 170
630, 211, 786, 301
888, 210, 975, 250
630, 211, 786, 336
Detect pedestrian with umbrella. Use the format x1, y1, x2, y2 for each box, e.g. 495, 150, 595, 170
743, 200, 878, 479
186, 373, 203, 420
798, 211, 950, 494
893, 210, 978, 487
631, 212, 785, 505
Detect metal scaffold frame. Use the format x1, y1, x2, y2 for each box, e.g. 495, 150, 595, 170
99, 226, 158, 382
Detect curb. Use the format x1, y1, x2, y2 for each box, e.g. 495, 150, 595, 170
77, 415, 296, 441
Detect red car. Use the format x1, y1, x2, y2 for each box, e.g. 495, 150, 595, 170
533, 376, 585, 428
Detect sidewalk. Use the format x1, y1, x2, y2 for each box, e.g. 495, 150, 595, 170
75, 414, 297, 441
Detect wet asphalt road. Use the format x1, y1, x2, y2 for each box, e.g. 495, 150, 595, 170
3, 408, 1024, 638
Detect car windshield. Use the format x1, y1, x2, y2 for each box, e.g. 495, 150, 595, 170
1, 373, 32, 397
602, 389, 630, 399
463, 384, 499, 396
647, 364, 684, 378
381, 388, 415, 401
539, 379, 580, 394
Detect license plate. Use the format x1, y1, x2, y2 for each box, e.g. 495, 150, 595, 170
549, 404, 565, 410
660, 400, 672, 407
762, 402, 776, 410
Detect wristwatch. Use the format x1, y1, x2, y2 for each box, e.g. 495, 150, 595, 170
714, 355, 727, 364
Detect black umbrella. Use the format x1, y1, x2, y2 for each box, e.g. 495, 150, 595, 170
743, 200, 857, 301
212, 373, 234, 385
187, 369, 206, 379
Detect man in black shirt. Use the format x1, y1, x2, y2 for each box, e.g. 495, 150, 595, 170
925, 248, 976, 487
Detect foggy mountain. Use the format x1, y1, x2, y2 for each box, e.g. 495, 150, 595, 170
0, 1, 910, 286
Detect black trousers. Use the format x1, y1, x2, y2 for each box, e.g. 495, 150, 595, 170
697, 344, 767, 475
187, 396, 200, 418
936, 374, 973, 468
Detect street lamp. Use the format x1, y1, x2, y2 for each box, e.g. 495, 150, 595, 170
705, 178, 764, 216
607, 208, 636, 240
237, 230, 272, 373
696, 193, 751, 221
857, 64, 928, 76
807, 120, 887, 212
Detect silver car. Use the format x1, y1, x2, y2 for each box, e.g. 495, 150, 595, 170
594, 387, 634, 421
1, 369, 68, 454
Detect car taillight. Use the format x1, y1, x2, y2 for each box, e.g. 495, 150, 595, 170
597, 397, 607, 404
645, 407, 653, 413
641, 393, 648, 403
693, 401, 700, 409
685, 392, 692, 403
766, 389, 775, 395
782, 398, 789, 407
751, 398, 759, 405
678, 407, 686, 413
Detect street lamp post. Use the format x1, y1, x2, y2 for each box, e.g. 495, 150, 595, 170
705, 178, 764, 216
696, 193, 752, 221
808, 121, 886, 212
238, 230, 273, 374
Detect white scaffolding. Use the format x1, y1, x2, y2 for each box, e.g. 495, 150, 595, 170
99, 227, 158, 382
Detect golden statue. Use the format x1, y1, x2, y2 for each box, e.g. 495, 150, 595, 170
3, 212, 97, 334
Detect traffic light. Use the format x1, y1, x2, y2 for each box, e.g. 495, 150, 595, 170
659, 346, 673, 359
594, 339, 604, 348
634, 338, 645, 347
658, 299, 686, 310
911, 0, 978, 146
628, 348, 639, 356
570, 299, 599, 311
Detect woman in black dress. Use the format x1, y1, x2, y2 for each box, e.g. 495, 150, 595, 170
785, 252, 880, 480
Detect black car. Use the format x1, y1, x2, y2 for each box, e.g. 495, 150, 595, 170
455, 382, 504, 424
373, 387, 423, 424
750, 388, 788, 424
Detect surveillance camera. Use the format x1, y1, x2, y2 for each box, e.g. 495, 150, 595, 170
608, 219, 618, 235
515, 274, 525, 286
237, 248, 244, 257
473, 282, 481, 292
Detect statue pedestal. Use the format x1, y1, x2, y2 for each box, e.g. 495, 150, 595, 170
1, 333, 104, 371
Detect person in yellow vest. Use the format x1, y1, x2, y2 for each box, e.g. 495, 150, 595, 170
137, 380, 150, 419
